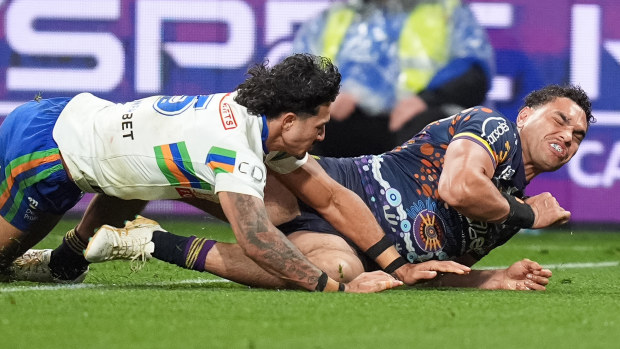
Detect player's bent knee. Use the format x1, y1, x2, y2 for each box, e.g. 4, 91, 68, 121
306, 251, 364, 283
288, 231, 365, 282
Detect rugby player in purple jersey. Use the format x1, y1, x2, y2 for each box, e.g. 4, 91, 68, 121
84, 84, 592, 291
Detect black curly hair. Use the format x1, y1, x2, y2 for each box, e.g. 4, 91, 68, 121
522, 84, 595, 126
234, 53, 341, 119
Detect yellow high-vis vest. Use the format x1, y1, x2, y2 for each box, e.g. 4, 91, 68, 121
321, 0, 459, 93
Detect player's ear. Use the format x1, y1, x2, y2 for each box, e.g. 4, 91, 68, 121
281, 112, 297, 132
516, 106, 531, 128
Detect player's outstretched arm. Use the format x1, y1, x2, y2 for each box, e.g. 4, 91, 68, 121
417, 258, 552, 290
218, 191, 402, 292
439, 137, 570, 230
219, 191, 328, 291
204, 242, 402, 292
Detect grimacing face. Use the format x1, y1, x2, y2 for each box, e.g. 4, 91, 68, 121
517, 97, 588, 173
281, 104, 330, 159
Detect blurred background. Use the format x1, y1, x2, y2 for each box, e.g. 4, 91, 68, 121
0, 0, 618, 226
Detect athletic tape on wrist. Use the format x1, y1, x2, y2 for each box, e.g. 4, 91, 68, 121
384, 256, 408, 274
314, 271, 328, 292
501, 192, 535, 228
365, 236, 393, 260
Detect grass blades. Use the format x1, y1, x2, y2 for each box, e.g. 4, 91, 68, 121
1, 219, 619, 349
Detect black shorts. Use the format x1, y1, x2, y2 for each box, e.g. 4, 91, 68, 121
276, 157, 380, 271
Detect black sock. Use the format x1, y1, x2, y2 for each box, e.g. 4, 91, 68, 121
49, 228, 90, 280
151, 230, 215, 271
151, 230, 191, 267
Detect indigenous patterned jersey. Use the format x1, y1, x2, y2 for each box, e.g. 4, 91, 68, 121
320, 106, 526, 262
53, 93, 306, 202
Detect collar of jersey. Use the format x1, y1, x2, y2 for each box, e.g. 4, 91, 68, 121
261, 114, 269, 154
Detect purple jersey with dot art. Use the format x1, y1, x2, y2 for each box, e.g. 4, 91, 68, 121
317, 107, 527, 262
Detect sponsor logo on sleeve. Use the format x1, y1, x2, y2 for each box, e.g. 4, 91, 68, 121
175, 187, 215, 200
238, 162, 265, 182
175, 187, 196, 198
219, 98, 238, 130
481, 117, 510, 145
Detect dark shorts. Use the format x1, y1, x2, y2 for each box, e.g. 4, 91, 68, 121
0, 98, 83, 231
276, 156, 380, 271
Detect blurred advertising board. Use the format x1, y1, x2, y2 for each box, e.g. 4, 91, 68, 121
0, 0, 618, 222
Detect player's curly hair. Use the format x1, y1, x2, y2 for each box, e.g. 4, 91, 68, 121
234, 53, 341, 119
522, 84, 595, 126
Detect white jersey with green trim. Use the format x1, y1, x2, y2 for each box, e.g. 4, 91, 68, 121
52, 92, 306, 201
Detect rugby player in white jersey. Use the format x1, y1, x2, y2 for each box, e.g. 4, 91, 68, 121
2, 53, 469, 291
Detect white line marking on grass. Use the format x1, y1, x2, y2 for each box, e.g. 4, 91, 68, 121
0, 278, 230, 293
0, 284, 98, 293
479, 261, 619, 270
2, 261, 618, 292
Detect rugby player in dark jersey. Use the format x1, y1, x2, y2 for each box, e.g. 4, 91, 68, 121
182, 84, 591, 290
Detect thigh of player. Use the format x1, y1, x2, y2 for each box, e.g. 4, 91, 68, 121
288, 231, 364, 282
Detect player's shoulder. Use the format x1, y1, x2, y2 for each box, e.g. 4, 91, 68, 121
457, 106, 511, 123
454, 106, 516, 133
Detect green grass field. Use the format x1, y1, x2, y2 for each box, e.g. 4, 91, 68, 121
2, 218, 619, 349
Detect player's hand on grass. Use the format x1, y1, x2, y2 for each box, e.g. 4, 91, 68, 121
393, 260, 471, 285
344, 270, 404, 293
526, 192, 571, 228
500, 258, 552, 291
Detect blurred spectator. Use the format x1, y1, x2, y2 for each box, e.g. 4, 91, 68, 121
293, 0, 494, 156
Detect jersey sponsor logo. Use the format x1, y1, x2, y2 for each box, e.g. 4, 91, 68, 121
175, 187, 215, 200
481, 116, 510, 145
175, 187, 196, 198
24, 208, 39, 222
206, 147, 236, 174
27, 196, 39, 209
238, 162, 265, 182
154, 142, 212, 190
152, 95, 214, 116
121, 112, 134, 140
466, 218, 489, 256
154, 95, 195, 116
219, 95, 237, 130
498, 165, 516, 180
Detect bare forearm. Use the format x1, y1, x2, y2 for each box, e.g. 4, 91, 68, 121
420, 259, 553, 291
224, 192, 323, 291
320, 187, 384, 251
237, 227, 322, 290
418, 269, 503, 289
204, 242, 294, 289
447, 179, 509, 223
